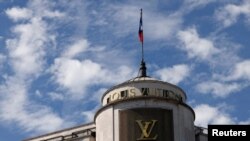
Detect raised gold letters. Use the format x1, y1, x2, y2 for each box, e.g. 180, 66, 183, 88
129, 88, 136, 97
106, 87, 183, 104
136, 120, 158, 140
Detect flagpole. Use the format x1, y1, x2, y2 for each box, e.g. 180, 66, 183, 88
142, 37, 144, 62
141, 9, 144, 62
138, 8, 147, 77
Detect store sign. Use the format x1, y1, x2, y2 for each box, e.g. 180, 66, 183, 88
107, 87, 182, 104
119, 108, 173, 141
136, 120, 158, 140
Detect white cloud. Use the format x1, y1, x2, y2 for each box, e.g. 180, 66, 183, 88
226, 60, 250, 81
178, 27, 219, 60
62, 39, 89, 58
50, 58, 134, 99
183, 0, 216, 10
108, 5, 182, 40
155, 64, 191, 84
206, 41, 241, 69
6, 18, 48, 77
5, 1, 65, 78
0, 0, 70, 134
215, 0, 250, 27
194, 104, 235, 127
147, 13, 182, 40
5, 7, 32, 21
50, 58, 102, 98
6, 0, 65, 22
206, 60, 250, 95
28, 0, 65, 19
0, 77, 71, 133
196, 81, 242, 98
101, 65, 134, 84
2, 1, 65, 77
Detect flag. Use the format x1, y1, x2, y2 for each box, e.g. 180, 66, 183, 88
138, 9, 143, 43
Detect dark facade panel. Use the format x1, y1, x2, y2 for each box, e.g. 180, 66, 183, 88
119, 108, 173, 141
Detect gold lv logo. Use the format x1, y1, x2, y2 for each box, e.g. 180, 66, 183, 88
136, 120, 158, 140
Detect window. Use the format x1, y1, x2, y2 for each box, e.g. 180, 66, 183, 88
107, 97, 110, 103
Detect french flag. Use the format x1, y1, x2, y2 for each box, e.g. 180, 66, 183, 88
138, 9, 143, 43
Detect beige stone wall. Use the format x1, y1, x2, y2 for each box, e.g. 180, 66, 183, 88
95, 107, 114, 141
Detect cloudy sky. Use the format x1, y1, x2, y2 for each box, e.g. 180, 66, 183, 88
0, 0, 250, 140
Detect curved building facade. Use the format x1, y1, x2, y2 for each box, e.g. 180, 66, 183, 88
96, 76, 195, 141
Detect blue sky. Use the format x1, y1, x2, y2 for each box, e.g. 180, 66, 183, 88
0, 0, 250, 140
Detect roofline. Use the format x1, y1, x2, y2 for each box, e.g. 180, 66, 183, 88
101, 79, 187, 102
23, 122, 95, 141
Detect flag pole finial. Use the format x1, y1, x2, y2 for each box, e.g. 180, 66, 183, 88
139, 59, 147, 77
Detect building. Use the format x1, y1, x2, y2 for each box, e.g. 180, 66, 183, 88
23, 62, 208, 141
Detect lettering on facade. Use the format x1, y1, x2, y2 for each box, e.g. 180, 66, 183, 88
107, 87, 183, 104
136, 120, 158, 140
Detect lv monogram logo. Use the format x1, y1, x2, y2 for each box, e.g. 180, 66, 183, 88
136, 120, 158, 140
